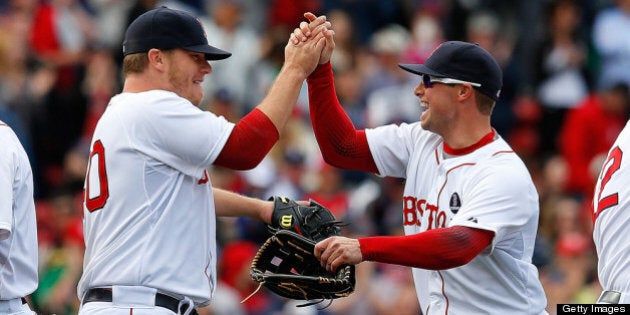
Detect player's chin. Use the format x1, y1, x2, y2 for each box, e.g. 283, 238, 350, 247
419, 109, 429, 125
191, 87, 205, 104
186, 92, 203, 106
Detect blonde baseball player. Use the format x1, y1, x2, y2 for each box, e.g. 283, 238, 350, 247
77, 7, 332, 315
293, 14, 548, 314
593, 121, 630, 304
0, 120, 38, 315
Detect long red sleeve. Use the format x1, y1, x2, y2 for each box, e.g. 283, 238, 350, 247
359, 226, 494, 270
307, 63, 378, 173
214, 108, 278, 170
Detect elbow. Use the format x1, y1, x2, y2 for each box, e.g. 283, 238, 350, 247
449, 254, 477, 268
229, 155, 266, 171
319, 141, 358, 168
321, 154, 345, 169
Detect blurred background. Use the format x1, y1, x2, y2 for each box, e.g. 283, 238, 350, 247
1, 0, 624, 314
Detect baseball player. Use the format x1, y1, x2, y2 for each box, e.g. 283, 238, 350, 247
0, 120, 38, 315
77, 7, 332, 315
592, 121, 630, 304
293, 13, 548, 314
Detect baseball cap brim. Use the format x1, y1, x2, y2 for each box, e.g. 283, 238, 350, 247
185, 44, 232, 60
398, 64, 447, 78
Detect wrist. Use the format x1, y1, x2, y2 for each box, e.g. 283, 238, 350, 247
308, 62, 332, 80
280, 62, 309, 81
262, 200, 273, 225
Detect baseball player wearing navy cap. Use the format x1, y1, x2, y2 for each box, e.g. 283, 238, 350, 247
0, 120, 38, 315
292, 13, 548, 314
77, 7, 332, 315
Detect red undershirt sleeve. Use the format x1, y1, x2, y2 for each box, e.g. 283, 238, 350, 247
214, 108, 278, 170
307, 63, 378, 173
358, 226, 495, 270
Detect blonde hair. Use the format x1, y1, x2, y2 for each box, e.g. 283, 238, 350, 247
122, 53, 149, 76
475, 91, 496, 115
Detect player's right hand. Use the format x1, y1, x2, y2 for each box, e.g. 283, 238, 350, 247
314, 236, 363, 272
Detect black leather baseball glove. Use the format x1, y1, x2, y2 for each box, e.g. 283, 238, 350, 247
267, 196, 342, 241
248, 229, 355, 307
245, 197, 355, 308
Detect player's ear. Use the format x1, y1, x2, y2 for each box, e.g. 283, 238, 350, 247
147, 49, 165, 70
456, 84, 474, 101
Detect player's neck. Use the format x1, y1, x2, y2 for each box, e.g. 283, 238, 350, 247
123, 73, 166, 93
441, 122, 494, 152
443, 129, 496, 156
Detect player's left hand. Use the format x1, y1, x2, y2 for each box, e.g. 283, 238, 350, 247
315, 236, 363, 272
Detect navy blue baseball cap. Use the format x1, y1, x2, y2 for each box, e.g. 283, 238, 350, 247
399, 41, 502, 101
123, 6, 231, 60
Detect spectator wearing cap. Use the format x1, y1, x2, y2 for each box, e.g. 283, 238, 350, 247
294, 14, 548, 312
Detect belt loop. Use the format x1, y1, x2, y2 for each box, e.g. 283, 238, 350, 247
178, 296, 194, 315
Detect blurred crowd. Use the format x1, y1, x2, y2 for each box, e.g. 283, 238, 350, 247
1, 0, 628, 314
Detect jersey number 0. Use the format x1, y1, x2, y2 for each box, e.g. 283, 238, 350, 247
85, 140, 109, 212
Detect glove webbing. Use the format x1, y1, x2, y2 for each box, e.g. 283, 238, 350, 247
244, 231, 353, 309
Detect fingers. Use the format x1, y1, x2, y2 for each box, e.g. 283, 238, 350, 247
308, 14, 328, 30
291, 25, 308, 44
314, 237, 330, 260
304, 12, 318, 22
292, 14, 329, 44
300, 21, 311, 37
315, 236, 347, 272
315, 237, 335, 271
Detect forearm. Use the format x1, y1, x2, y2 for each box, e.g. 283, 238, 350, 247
358, 226, 494, 269
213, 188, 272, 224
255, 64, 308, 136
307, 63, 378, 173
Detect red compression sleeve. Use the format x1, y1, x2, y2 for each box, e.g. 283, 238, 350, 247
359, 226, 494, 269
214, 108, 279, 170
307, 63, 378, 173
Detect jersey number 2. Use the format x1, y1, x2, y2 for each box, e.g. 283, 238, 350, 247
85, 140, 109, 212
594, 146, 622, 221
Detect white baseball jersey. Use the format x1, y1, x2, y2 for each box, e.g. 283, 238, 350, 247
593, 120, 630, 302
0, 121, 38, 299
77, 90, 234, 305
366, 122, 547, 314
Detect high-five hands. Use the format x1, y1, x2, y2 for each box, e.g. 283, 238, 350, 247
283, 14, 333, 77
290, 12, 336, 65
